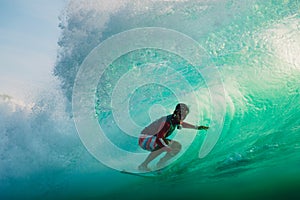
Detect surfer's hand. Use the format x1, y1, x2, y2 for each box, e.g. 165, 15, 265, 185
197, 125, 209, 130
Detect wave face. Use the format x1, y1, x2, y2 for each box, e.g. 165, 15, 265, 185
2, 0, 299, 199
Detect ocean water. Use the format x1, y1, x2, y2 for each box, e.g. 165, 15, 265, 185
1, 0, 300, 199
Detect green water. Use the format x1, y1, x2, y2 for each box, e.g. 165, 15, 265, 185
92, 1, 300, 199
48, 0, 300, 199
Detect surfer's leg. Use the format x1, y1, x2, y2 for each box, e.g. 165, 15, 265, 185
156, 140, 182, 168
138, 148, 165, 171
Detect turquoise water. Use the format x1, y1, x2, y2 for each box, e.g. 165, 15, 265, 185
1, 0, 300, 200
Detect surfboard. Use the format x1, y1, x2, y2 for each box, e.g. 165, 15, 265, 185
121, 169, 162, 178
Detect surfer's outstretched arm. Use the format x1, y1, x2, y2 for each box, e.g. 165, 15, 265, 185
181, 122, 209, 130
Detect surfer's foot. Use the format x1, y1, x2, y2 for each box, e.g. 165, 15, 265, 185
138, 164, 151, 172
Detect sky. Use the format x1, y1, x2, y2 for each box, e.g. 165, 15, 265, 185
0, 0, 67, 101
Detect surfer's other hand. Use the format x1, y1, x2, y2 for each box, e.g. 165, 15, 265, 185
197, 125, 209, 130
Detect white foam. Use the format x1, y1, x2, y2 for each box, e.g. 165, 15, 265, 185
261, 16, 300, 70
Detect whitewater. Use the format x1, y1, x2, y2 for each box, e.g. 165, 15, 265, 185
1, 0, 300, 200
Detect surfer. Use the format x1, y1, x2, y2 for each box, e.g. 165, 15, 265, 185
138, 103, 209, 171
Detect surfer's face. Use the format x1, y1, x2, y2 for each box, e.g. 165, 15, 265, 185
180, 110, 188, 121
174, 109, 188, 122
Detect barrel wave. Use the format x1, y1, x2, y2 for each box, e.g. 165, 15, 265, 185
1, 0, 299, 200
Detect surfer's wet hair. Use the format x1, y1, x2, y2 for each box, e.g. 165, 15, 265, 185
174, 103, 189, 114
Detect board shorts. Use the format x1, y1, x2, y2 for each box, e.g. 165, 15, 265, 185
139, 134, 170, 152
139, 134, 158, 151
